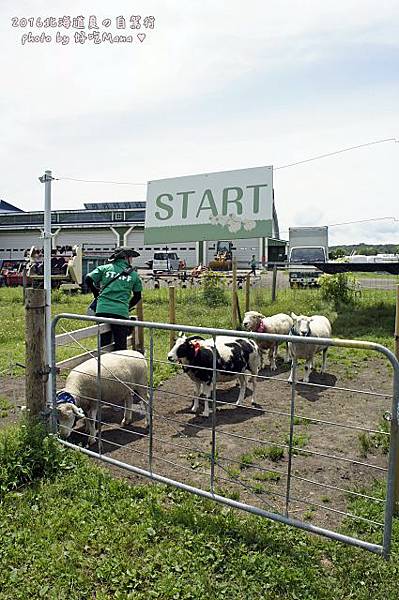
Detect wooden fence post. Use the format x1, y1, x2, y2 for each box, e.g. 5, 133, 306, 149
25, 288, 46, 421
136, 299, 145, 354
271, 264, 278, 302
245, 273, 251, 313
169, 286, 176, 350
394, 284, 399, 516
232, 259, 237, 328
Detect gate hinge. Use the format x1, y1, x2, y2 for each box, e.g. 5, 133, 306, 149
38, 365, 52, 382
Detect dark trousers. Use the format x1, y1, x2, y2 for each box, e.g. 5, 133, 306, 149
96, 312, 131, 351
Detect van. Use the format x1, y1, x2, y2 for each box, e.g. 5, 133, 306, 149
152, 251, 181, 274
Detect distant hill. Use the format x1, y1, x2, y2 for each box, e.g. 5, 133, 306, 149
330, 243, 398, 257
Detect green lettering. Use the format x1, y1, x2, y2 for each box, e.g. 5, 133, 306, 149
246, 184, 268, 214
177, 190, 195, 219
155, 193, 173, 220
196, 189, 218, 218
222, 187, 243, 216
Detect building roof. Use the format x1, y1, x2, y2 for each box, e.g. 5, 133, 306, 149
84, 201, 146, 210
0, 200, 24, 213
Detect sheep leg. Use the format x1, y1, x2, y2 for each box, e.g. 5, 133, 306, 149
86, 405, 98, 446
288, 360, 295, 384
284, 342, 291, 363
192, 381, 202, 412
200, 384, 212, 417
250, 372, 257, 405
321, 348, 328, 374
139, 395, 150, 429
122, 392, 135, 427
235, 374, 246, 406
271, 344, 278, 371
303, 358, 313, 383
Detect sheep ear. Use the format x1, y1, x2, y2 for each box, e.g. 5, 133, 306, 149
291, 312, 298, 320
72, 405, 85, 419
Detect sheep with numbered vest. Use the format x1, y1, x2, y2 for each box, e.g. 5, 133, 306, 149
56, 350, 148, 445
288, 313, 332, 383
242, 311, 293, 370
167, 334, 260, 417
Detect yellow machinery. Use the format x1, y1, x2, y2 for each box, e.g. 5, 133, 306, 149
208, 241, 233, 271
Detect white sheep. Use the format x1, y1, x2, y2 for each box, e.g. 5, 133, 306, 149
288, 313, 332, 383
242, 311, 293, 370
56, 350, 148, 445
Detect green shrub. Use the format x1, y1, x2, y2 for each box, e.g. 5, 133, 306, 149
319, 273, 358, 306
0, 422, 79, 498
201, 270, 228, 307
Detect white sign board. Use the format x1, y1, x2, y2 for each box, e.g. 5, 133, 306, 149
144, 166, 273, 244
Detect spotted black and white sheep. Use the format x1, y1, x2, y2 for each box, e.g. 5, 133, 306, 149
167, 334, 260, 417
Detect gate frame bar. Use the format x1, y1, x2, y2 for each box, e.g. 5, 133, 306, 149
51, 313, 399, 559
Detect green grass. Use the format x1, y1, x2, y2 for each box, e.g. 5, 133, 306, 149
0, 395, 12, 418
253, 444, 285, 462
0, 284, 396, 381
253, 470, 281, 483
285, 433, 310, 455
0, 426, 399, 599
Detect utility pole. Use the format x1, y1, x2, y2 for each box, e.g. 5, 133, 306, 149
38, 170, 54, 411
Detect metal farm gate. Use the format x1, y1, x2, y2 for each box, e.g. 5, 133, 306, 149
51, 314, 399, 559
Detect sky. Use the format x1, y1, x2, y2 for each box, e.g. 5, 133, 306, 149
0, 0, 398, 246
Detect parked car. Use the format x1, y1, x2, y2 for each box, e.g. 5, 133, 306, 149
152, 252, 181, 274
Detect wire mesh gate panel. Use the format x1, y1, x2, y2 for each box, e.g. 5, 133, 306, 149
51, 314, 399, 558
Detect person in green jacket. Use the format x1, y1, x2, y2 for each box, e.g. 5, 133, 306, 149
85, 247, 143, 350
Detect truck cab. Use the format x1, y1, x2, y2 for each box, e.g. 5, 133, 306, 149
288, 227, 328, 288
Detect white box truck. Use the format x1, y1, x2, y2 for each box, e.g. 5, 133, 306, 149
288, 226, 328, 288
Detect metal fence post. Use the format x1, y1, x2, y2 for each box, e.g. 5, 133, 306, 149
285, 357, 297, 517
394, 284, 399, 516
96, 326, 103, 454
149, 329, 154, 472
210, 335, 217, 494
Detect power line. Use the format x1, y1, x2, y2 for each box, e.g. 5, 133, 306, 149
274, 137, 398, 171
328, 216, 398, 227
54, 137, 398, 186
55, 176, 146, 185
279, 216, 399, 234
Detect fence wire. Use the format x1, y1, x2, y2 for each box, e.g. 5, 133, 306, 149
51, 314, 399, 558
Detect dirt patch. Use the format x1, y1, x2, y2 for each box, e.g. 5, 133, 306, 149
0, 375, 26, 430
1, 357, 393, 533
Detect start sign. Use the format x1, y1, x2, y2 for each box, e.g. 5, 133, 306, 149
144, 166, 273, 244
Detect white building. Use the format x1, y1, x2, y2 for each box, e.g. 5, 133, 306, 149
0, 200, 285, 268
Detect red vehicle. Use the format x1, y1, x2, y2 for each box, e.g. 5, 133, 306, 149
0, 261, 30, 287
